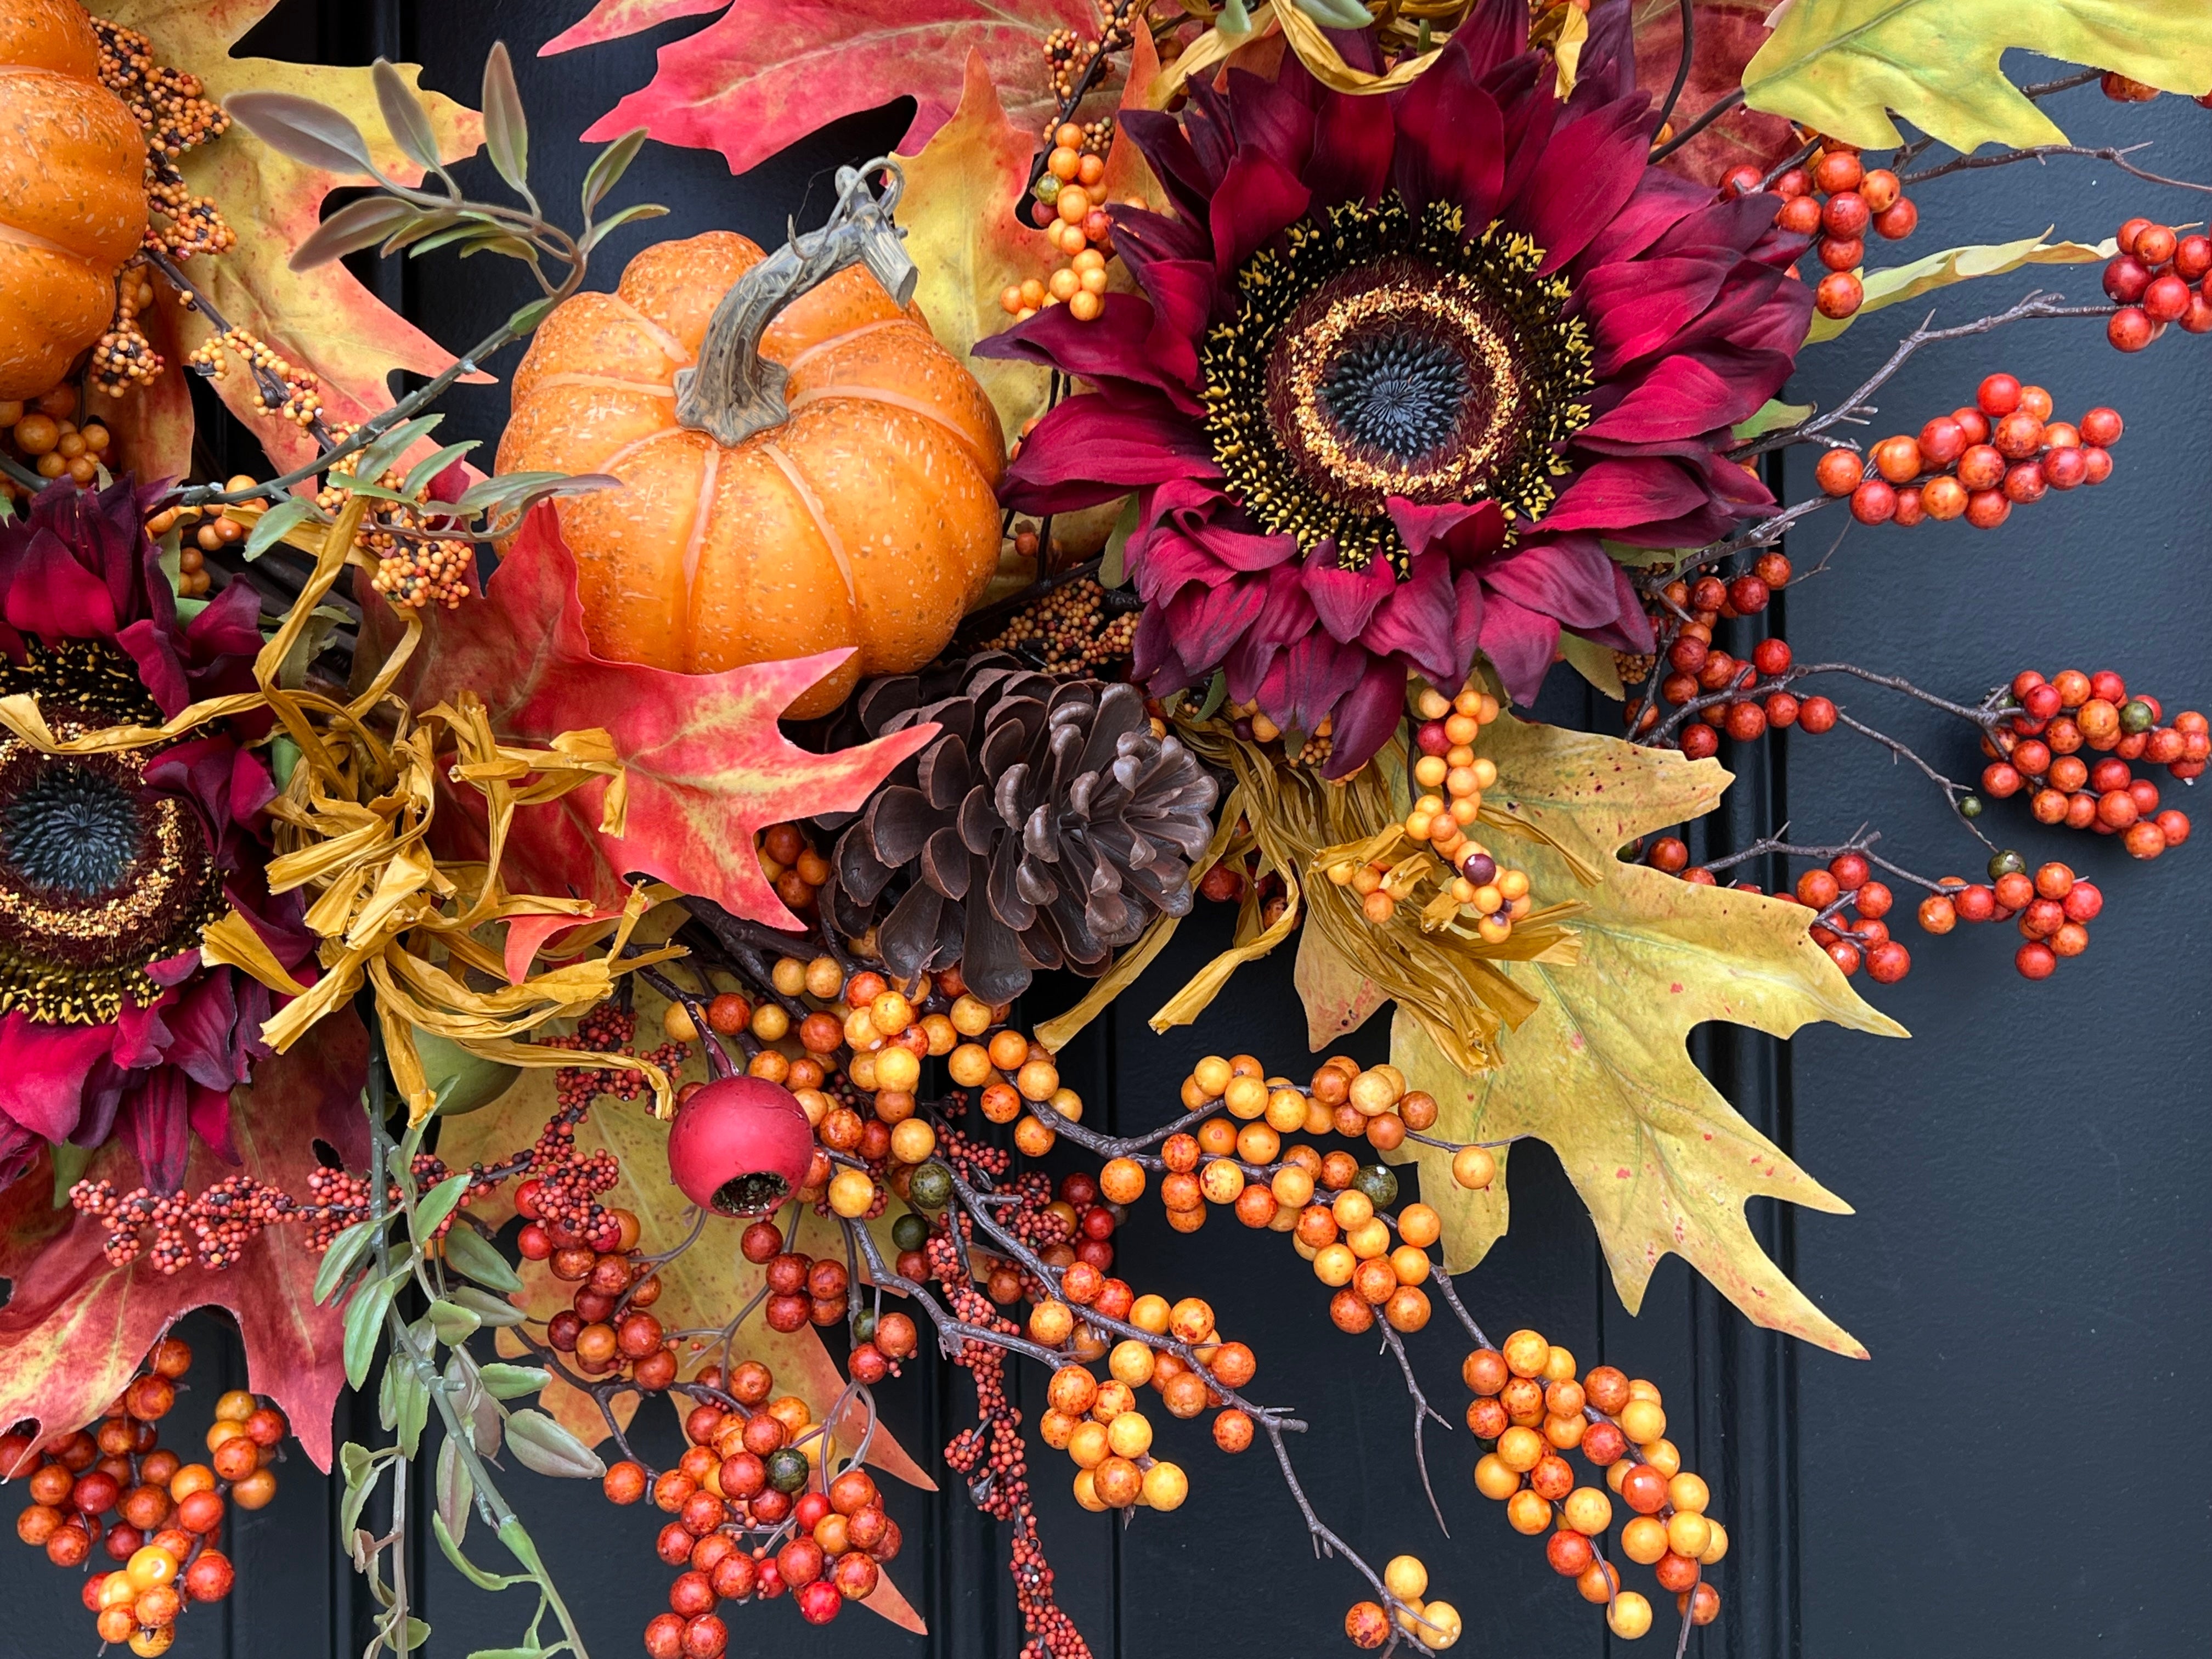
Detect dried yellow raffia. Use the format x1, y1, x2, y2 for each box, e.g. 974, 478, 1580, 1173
1042, 715, 1587, 1075
0, 495, 684, 1126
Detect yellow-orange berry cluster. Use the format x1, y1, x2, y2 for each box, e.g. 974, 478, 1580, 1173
91, 18, 234, 262
1465, 1333, 1725, 1642
92, 269, 165, 398
1346, 1553, 1464, 1651
186, 326, 320, 428
315, 455, 473, 611
1330, 681, 1537, 936
1000, 121, 1132, 325
2, 384, 110, 495
144, 475, 256, 597
1037, 1312, 1204, 1515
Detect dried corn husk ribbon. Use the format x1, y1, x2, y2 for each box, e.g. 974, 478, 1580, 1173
0, 494, 682, 1126
1157, 3, 1448, 105
1039, 717, 1584, 1073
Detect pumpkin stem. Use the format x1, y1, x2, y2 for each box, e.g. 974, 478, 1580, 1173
674, 158, 917, 446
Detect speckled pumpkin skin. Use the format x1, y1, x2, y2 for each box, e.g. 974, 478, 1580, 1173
0, 0, 149, 400
496, 231, 1006, 716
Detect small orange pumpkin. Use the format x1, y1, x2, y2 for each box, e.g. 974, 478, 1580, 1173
498, 219, 1005, 718
0, 0, 147, 400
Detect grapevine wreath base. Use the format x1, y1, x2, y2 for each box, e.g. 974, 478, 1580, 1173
0, 2, 2208, 1657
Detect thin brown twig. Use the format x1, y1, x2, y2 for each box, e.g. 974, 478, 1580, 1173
1900, 140, 2212, 194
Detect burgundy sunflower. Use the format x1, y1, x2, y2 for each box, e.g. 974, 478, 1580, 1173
0, 479, 313, 1193
980, 0, 1809, 775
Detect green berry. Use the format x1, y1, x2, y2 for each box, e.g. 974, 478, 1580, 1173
891, 1212, 930, 1252
1957, 794, 1984, 820
2121, 698, 2155, 734
766, 1447, 810, 1493
1353, 1164, 1399, 1209
907, 1161, 953, 1209
1988, 848, 2026, 879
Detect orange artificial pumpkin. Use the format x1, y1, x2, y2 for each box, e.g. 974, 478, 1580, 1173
497, 229, 1006, 718
0, 0, 147, 400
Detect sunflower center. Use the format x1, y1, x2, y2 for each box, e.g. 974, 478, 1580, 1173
2, 767, 145, 896
0, 639, 223, 1025
1318, 324, 1470, 462
1202, 194, 1593, 571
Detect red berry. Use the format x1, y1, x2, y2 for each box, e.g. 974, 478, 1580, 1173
1813, 150, 1864, 194
1815, 272, 1863, 319
2103, 255, 2153, 305
2015, 941, 2057, 980
1728, 575, 1770, 614
2002, 461, 2046, 504
1917, 416, 1967, 465
2079, 407, 2123, 446
1866, 940, 1911, 983
1814, 449, 1864, 496
2136, 223, 2179, 265
1752, 637, 1792, 676
1798, 696, 1837, 734
1764, 691, 1800, 727
1965, 489, 2011, 529
1720, 165, 1765, 199
2081, 445, 2114, 484
1819, 235, 1865, 272
2144, 272, 2193, 324
1778, 194, 1824, 236
2043, 445, 2089, 490
2108, 306, 2156, 351
1977, 374, 2023, 416
2155, 808, 2191, 846
1872, 197, 1918, 240
1822, 191, 1870, 238
1850, 479, 1897, 523
1680, 723, 1719, 760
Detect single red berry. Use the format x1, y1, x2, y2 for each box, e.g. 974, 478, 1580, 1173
2103, 255, 2153, 305
2143, 272, 2193, 324
1850, 478, 1897, 523
1977, 374, 2023, 416
1797, 696, 1837, 734
1815, 271, 1863, 319
1752, 637, 1792, 676
2015, 941, 2058, 980
2107, 307, 2156, 352
1814, 449, 1864, 496
1872, 197, 1917, 240
1866, 940, 1911, 983
2079, 407, 2124, 446
1719, 164, 1765, 199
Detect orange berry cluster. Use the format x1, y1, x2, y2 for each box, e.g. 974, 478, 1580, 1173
186, 324, 320, 428
1040, 1333, 1198, 1515
978, 574, 1139, 675
1980, 666, 2203, 841
608, 1370, 906, 1646
1816, 376, 2121, 530
749, 822, 830, 919
1041, 0, 1137, 108
1462, 1334, 1724, 1645
1003, 119, 1131, 326
144, 473, 259, 597
313, 455, 476, 611
2103, 216, 2212, 348
8, 1336, 272, 1656
2, 383, 111, 495
91, 17, 235, 264
93, 267, 166, 398
1730, 140, 1918, 322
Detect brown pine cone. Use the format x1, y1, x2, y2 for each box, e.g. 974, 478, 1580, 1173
820, 654, 1218, 1004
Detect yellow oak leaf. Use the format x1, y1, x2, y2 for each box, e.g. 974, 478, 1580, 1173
1387, 717, 1905, 1359
1743, 0, 2212, 154
98, 0, 484, 475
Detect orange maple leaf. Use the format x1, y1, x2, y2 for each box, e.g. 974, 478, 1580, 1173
0, 1017, 369, 1472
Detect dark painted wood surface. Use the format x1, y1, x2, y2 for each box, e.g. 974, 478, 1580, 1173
2, 9, 2207, 1656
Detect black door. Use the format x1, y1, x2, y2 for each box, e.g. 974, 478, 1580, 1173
4, 5, 2207, 1657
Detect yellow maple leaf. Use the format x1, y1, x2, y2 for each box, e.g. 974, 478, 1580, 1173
1385, 716, 1905, 1359
894, 49, 1052, 449
97, 0, 484, 475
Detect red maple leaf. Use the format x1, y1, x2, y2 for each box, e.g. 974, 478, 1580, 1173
0, 1017, 369, 1472
363, 505, 937, 929
540, 0, 1094, 179
1632, 0, 1799, 187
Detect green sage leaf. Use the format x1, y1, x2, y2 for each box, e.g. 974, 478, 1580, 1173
481, 42, 529, 195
